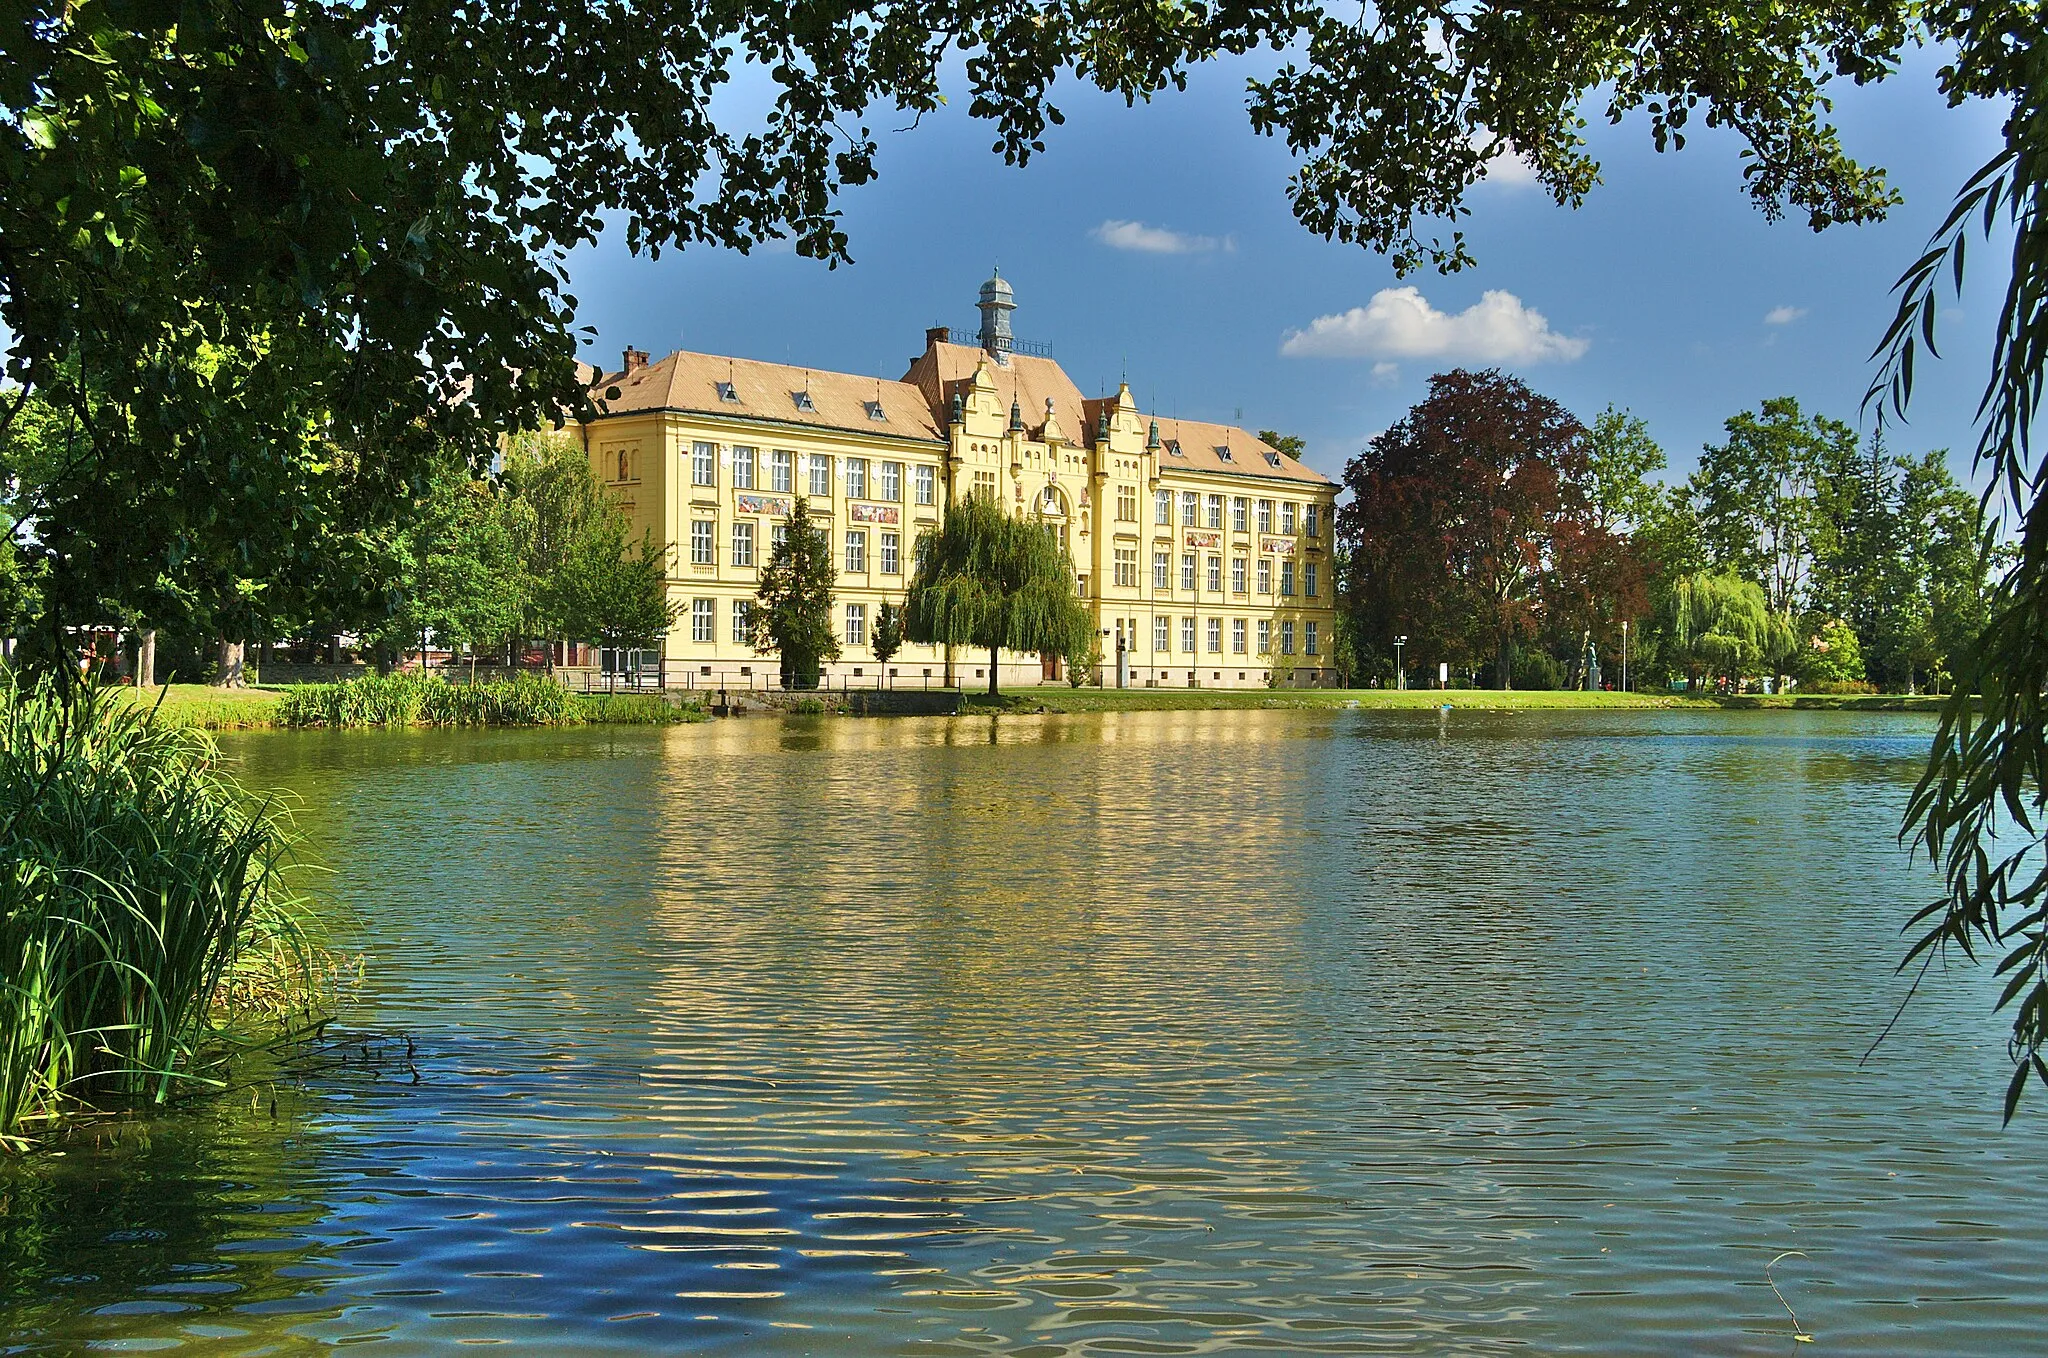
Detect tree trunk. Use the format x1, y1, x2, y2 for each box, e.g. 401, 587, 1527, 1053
137, 629, 157, 687
1497, 634, 1512, 690
989, 643, 1000, 697
215, 639, 246, 688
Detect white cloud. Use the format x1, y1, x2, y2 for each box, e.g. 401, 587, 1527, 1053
1370, 361, 1400, 386
1469, 133, 1539, 188
1091, 219, 1228, 254
1764, 305, 1807, 325
1280, 287, 1588, 364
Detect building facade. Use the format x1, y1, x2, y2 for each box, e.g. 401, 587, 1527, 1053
576, 275, 1341, 689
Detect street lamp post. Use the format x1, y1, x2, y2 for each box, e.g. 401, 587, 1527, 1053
1621, 619, 1629, 694
1394, 634, 1408, 690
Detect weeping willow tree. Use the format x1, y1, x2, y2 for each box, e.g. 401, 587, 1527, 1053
903, 495, 1093, 697
1664, 571, 1798, 689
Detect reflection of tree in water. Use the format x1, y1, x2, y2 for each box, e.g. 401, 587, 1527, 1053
0, 1072, 353, 1350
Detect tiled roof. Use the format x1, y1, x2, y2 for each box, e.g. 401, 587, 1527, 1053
586, 340, 1335, 488
1144, 416, 1336, 488
903, 342, 1091, 445
587, 350, 945, 442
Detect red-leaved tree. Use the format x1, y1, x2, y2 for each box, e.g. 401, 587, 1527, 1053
1340, 369, 1641, 688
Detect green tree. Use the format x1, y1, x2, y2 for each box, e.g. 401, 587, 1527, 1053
870, 603, 904, 677
1663, 571, 1797, 689
1798, 618, 1867, 688
557, 518, 677, 682
753, 499, 839, 691
1691, 397, 1859, 620
1584, 407, 1669, 534
903, 495, 1091, 698
501, 430, 612, 667
1257, 430, 1307, 461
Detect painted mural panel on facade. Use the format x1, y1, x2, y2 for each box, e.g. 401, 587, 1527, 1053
736, 494, 792, 517
849, 503, 900, 524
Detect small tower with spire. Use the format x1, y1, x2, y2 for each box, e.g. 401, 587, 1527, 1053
976, 269, 1016, 359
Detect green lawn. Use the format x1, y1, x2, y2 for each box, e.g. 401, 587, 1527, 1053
114, 683, 285, 730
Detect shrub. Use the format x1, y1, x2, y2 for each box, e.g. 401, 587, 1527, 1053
0, 682, 317, 1147
573, 693, 707, 724
787, 696, 828, 715
277, 672, 579, 727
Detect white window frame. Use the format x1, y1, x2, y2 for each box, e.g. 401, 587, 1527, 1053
1154, 489, 1172, 525
1180, 553, 1197, 591
732, 445, 756, 490
1281, 501, 1298, 534
771, 450, 793, 493
1281, 560, 1296, 597
881, 461, 902, 502
1232, 497, 1248, 532
1281, 620, 1296, 655
1257, 499, 1273, 533
881, 531, 900, 575
915, 464, 936, 505
1205, 494, 1223, 529
1154, 617, 1170, 652
1305, 562, 1319, 598
692, 441, 717, 487
732, 599, 752, 645
1181, 617, 1196, 653
1206, 555, 1222, 593
1231, 618, 1246, 653
1257, 559, 1272, 594
690, 519, 715, 566
845, 529, 866, 573
691, 598, 715, 643
731, 520, 754, 568
1306, 621, 1320, 656
845, 603, 867, 646
845, 458, 868, 499
1181, 491, 1199, 525
1257, 618, 1271, 654
1153, 551, 1169, 590
1206, 618, 1222, 653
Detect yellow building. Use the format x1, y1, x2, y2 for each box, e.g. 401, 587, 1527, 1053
575, 273, 1340, 690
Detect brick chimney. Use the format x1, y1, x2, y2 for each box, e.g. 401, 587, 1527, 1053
621, 346, 649, 374
924, 326, 951, 348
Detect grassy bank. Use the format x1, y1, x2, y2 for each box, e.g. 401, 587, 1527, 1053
112, 680, 704, 730
957, 687, 1950, 715
1, 683, 324, 1148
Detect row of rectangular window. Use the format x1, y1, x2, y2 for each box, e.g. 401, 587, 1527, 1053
690, 596, 878, 648
692, 444, 937, 504
696, 596, 1317, 656
1153, 552, 1316, 598
1153, 489, 1321, 537
690, 520, 902, 574
1147, 616, 1317, 656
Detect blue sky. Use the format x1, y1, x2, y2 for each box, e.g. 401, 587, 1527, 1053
566, 48, 2010, 494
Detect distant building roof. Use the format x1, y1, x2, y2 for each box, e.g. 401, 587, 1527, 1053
587, 350, 945, 443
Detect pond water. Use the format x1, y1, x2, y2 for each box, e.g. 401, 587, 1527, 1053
4, 708, 2046, 1355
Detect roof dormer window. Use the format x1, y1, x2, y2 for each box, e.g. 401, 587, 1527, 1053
1216, 445, 1235, 463
792, 390, 815, 412
1164, 439, 1185, 458
1263, 451, 1283, 467
863, 400, 887, 422
716, 381, 740, 403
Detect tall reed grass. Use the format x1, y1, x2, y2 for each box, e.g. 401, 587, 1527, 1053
0, 682, 317, 1147
277, 672, 579, 727
571, 692, 706, 724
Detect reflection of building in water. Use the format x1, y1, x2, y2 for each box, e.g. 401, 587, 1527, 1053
577, 274, 1340, 690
